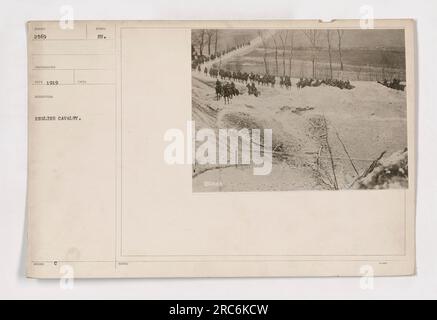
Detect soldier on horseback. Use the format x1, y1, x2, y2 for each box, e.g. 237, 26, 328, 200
246, 82, 253, 95
223, 82, 231, 104
246, 82, 260, 97
215, 79, 222, 101
252, 83, 260, 97
230, 81, 236, 98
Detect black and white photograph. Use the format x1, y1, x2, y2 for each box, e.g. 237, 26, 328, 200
192, 29, 408, 192
4, 0, 437, 302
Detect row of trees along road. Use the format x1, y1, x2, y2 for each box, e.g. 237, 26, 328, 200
195, 29, 219, 57
193, 29, 348, 80
194, 30, 250, 57
259, 29, 345, 79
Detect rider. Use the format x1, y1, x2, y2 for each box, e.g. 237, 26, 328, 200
251, 82, 257, 95
246, 82, 252, 95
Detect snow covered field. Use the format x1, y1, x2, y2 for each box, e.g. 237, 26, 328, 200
192, 70, 407, 192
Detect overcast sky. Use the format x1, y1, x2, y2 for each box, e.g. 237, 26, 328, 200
193, 29, 405, 51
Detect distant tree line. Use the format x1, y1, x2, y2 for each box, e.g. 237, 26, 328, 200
256, 29, 404, 82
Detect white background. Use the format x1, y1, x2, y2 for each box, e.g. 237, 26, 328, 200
1, 0, 436, 299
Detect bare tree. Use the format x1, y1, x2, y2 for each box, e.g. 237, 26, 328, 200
303, 30, 320, 78
278, 31, 289, 77
299, 61, 305, 78
356, 66, 362, 81
270, 31, 279, 76
288, 31, 295, 77
198, 29, 206, 57
206, 30, 215, 56
214, 30, 218, 55
191, 44, 196, 60
380, 50, 391, 80
337, 30, 345, 71
326, 30, 333, 79
258, 30, 270, 75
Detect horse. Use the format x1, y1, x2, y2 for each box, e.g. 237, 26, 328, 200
214, 79, 223, 100
222, 83, 231, 104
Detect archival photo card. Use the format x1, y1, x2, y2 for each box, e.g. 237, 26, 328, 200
191, 28, 408, 192
26, 20, 416, 278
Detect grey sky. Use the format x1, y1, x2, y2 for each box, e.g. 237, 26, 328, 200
193, 29, 405, 51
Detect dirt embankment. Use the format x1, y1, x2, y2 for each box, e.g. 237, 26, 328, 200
352, 148, 408, 189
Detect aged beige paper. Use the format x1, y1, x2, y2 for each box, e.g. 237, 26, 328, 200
27, 20, 416, 278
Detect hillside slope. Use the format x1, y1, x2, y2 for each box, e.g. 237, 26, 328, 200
192, 72, 408, 192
